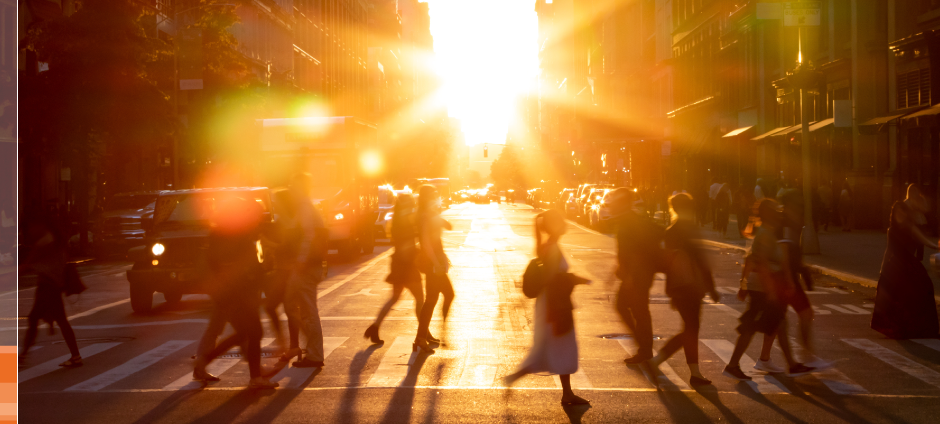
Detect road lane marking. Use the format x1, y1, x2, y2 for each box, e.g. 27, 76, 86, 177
706, 303, 740, 318
701, 339, 789, 394
913, 339, 940, 352
457, 338, 498, 387
341, 288, 380, 297
19, 343, 121, 383
788, 337, 868, 395
317, 250, 393, 299
269, 337, 348, 389
553, 368, 593, 389
824, 304, 870, 314
162, 338, 276, 391
843, 339, 940, 389
367, 336, 419, 387
616, 339, 690, 390
65, 340, 194, 392
67, 298, 131, 321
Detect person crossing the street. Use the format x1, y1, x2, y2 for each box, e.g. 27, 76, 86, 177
609, 188, 665, 365
414, 185, 454, 352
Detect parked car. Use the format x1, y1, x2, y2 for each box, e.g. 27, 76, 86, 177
126, 187, 275, 313
589, 189, 616, 230
93, 191, 159, 258
375, 185, 414, 239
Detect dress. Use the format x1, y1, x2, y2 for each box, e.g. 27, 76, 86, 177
518, 247, 578, 375
872, 202, 940, 339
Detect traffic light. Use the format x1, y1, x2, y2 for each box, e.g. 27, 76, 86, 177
484, 143, 488, 158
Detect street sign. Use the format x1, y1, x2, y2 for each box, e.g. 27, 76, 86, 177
783, 2, 820, 26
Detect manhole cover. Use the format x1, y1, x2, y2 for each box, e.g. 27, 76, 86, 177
597, 333, 662, 341
54, 336, 136, 345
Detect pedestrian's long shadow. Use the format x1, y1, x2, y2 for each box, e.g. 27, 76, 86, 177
378, 351, 432, 424
130, 389, 204, 424
731, 381, 809, 424
655, 388, 713, 423
242, 367, 323, 424
334, 344, 384, 424
188, 388, 275, 424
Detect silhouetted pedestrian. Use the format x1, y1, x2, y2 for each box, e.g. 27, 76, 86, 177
365, 193, 424, 344
193, 196, 277, 388
20, 217, 82, 368
871, 200, 940, 339
610, 188, 664, 364
651, 193, 720, 386
414, 185, 454, 352
267, 188, 301, 360
503, 209, 590, 405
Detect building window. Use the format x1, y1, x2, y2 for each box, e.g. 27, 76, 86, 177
897, 68, 931, 109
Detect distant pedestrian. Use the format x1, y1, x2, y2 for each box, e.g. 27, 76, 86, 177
502, 209, 590, 405
284, 173, 330, 368
839, 180, 853, 232
715, 181, 732, 237
709, 178, 722, 230
755, 190, 831, 373
20, 217, 82, 368
817, 182, 833, 232
610, 188, 664, 364
733, 184, 754, 236
266, 188, 301, 361
724, 199, 814, 380
194, 196, 277, 388
365, 193, 424, 344
650, 193, 720, 386
414, 185, 454, 352
871, 200, 940, 339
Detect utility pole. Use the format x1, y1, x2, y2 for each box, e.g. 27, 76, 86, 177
787, 27, 822, 255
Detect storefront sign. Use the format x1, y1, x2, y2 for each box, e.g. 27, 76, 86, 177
783, 2, 820, 27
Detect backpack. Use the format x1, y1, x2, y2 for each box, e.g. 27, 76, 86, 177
522, 258, 547, 298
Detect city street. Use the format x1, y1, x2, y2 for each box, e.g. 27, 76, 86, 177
15, 202, 940, 423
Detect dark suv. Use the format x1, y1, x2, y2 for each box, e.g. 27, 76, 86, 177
126, 187, 274, 313
93, 191, 159, 258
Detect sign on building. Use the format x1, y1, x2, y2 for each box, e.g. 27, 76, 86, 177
783, 2, 820, 27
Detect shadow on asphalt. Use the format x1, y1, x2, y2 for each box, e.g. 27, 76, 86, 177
377, 350, 432, 424
334, 344, 383, 424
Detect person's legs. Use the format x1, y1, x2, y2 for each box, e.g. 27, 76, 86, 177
21, 316, 40, 357
374, 284, 405, 327
197, 305, 226, 360
797, 307, 815, 356
439, 274, 455, 321
298, 277, 324, 362
559, 374, 589, 404
678, 301, 701, 365
405, 276, 425, 318
229, 307, 263, 379
758, 333, 775, 361
617, 279, 653, 360
418, 273, 443, 340
54, 316, 81, 358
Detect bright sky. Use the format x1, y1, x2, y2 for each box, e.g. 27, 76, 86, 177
425, 0, 539, 146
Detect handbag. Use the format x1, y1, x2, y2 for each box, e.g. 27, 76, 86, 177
522, 258, 547, 298
63, 263, 87, 296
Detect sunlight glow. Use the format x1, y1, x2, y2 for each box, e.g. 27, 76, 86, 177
426, 0, 539, 146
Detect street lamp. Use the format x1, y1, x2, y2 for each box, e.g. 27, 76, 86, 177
786, 59, 823, 254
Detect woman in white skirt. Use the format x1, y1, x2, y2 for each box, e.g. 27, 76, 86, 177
503, 210, 590, 405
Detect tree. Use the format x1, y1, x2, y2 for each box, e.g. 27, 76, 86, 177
491, 146, 525, 190
23, 0, 174, 251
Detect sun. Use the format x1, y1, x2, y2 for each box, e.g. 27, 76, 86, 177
425, 0, 539, 146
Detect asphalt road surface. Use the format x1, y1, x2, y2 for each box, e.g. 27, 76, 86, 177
16, 202, 940, 423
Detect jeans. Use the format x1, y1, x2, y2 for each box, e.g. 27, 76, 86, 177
287, 266, 324, 361
418, 272, 454, 338
617, 273, 654, 358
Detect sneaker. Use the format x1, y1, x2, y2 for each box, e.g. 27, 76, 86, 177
723, 365, 752, 381
804, 358, 834, 371
754, 358, 785, 373
788, 364, 816, 377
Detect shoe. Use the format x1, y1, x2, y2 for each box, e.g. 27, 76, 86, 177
364, 325, 384, 344
788, 364, 816, 377
425, 332, 441, 344
754, 358, 785, 373
413, 338, 434, 353
292, 358, 324, 368
804, 358, 834, 371
58, 357, 83, 368
248, 377, 279, 389
624, 352, 652, 364
279, 348, 303, 363
193, 369, 221, 382
689, 376, 712, 386
723, 365, 752, 381
560, 394, 590, 405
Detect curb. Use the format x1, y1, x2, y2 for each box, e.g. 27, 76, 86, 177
699, 238, 879, 289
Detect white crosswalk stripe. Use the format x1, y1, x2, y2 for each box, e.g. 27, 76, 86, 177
65, 340, 194, 392
162, 338, 277, 391
701, 339, 789, 394
843, 338, 940, 390
616, 339, 689, 390
552, 368, 593, 389
270, 337, 348, 389
823, 304, 870, 314
457, 338, 498, 387
788, 337, 868, 395
19, 343, 121, 383
913, 339, 940, 353
367, 336, 420, 387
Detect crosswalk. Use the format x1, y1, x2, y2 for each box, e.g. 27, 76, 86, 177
18, 330, 940, 396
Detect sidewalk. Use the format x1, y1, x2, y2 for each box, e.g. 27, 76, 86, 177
694, 216, 940, 297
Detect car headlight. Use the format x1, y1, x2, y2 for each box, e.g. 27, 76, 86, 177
334, 213, 344, 221
256, 240, 264, 263
384, 212, 393, 221
151, 243, 165, 256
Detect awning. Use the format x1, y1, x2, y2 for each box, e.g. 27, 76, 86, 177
858, 107, 928, 134
722, 126, 754, 138
775, 124, 805, 138
809, 118, 834, 132
901, 104, 940, 121
750, 126, 790, 141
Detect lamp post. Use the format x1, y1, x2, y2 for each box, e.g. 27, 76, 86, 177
786, 59, 823, 254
